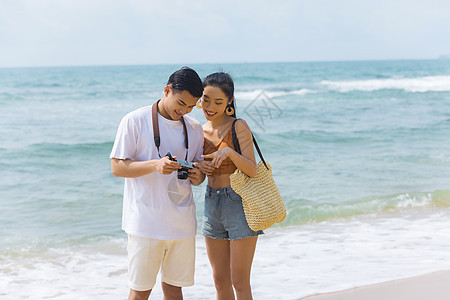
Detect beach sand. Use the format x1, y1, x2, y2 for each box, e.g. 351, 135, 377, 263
301, 270, 450, 300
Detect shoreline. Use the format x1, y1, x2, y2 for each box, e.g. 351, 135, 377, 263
3, 208, 450, 299
301, 270, 450, 300
3, 221, 450, 299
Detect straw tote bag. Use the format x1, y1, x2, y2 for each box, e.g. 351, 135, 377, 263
229, 119, 286, 231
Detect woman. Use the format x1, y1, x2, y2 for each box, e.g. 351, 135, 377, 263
195, 72, 263, 300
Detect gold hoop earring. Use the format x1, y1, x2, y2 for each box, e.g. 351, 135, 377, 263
225, 106, 234, 116
196, 100, 202, 109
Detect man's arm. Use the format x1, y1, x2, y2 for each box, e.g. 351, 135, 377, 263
111, 157, 180, 178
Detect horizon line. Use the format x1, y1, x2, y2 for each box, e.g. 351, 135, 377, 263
0, 57, 447, 70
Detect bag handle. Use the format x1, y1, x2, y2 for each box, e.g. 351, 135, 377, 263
231, 119, 269, 170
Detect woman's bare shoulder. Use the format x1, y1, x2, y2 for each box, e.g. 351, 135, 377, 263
235, 118, 251, 133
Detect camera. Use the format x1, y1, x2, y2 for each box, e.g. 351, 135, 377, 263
166, 152, 196, 180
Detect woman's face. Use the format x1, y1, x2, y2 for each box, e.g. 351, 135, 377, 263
201, 85, 230, 121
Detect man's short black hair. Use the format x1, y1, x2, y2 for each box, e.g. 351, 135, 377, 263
167, 67, 203, 98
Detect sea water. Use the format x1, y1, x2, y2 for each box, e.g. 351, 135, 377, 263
1, 60, 450, 299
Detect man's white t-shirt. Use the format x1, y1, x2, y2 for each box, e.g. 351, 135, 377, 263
110, 105, 204, 240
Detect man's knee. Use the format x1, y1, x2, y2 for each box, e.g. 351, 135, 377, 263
161, 282, 183, 300
128, 289, 151, 300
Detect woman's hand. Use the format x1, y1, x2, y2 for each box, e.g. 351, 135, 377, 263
201, 147, 232, 169
194, 160, 216, 176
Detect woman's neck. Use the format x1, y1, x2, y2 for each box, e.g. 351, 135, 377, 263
209, 114, 233, 128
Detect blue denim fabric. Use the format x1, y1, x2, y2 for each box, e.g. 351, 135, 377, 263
202, 186, 264, 240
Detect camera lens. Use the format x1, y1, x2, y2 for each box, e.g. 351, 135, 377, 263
177, 169, 189, 180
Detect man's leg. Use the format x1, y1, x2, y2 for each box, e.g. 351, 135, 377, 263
162, 282, 183, 300
128, 289, 151, 300
127, 235, 164, 299
160, 237, 195, 299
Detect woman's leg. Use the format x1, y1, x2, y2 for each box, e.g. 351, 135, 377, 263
205, 237, 235, 300
230, 236, 258, 300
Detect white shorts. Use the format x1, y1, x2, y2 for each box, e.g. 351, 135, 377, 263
127, 235, 195, 291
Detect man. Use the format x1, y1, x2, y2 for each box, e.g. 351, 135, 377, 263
110, 67, 205, 300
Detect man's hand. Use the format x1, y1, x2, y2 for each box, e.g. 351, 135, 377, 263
187, 167, 203, 184
157, 156, 181, 175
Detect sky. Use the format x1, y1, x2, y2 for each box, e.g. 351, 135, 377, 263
0, 0, 449, 68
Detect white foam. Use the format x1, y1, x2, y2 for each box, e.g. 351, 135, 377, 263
394, 193, 433, 208
2, 209, 450, 299
235, 89, 314, 100
321, 75, 450, 92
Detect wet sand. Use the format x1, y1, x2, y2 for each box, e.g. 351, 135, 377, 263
301, 270, 450, 300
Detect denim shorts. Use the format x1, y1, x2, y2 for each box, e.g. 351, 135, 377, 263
202, 186, 264, 240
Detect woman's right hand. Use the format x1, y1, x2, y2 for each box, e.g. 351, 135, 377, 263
194, 160, 216, 176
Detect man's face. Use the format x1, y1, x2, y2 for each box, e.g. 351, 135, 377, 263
163, 86, 199, 120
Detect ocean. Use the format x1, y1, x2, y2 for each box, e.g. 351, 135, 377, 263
1, 60, 450, 299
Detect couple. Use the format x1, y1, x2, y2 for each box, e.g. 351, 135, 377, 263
110, 67, 263, 300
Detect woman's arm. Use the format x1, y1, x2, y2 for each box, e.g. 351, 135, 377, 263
227, 119, 257, 177
201, 119, 257, 177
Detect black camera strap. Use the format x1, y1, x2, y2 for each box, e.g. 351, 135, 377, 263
231, 119, 269, 170
152, 100, 189, 160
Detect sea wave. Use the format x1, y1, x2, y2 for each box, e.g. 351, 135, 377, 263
284, 190, 450, 226
0, 238, 128, 299
321, 75, 450, 93
235, 89, 314, 100
0, 141, 114, 162
2, 210, 450, 299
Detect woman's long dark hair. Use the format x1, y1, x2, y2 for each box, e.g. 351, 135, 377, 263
203, 72, 236, 118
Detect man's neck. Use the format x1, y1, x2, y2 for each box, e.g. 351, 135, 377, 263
157, 98, 173, 120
